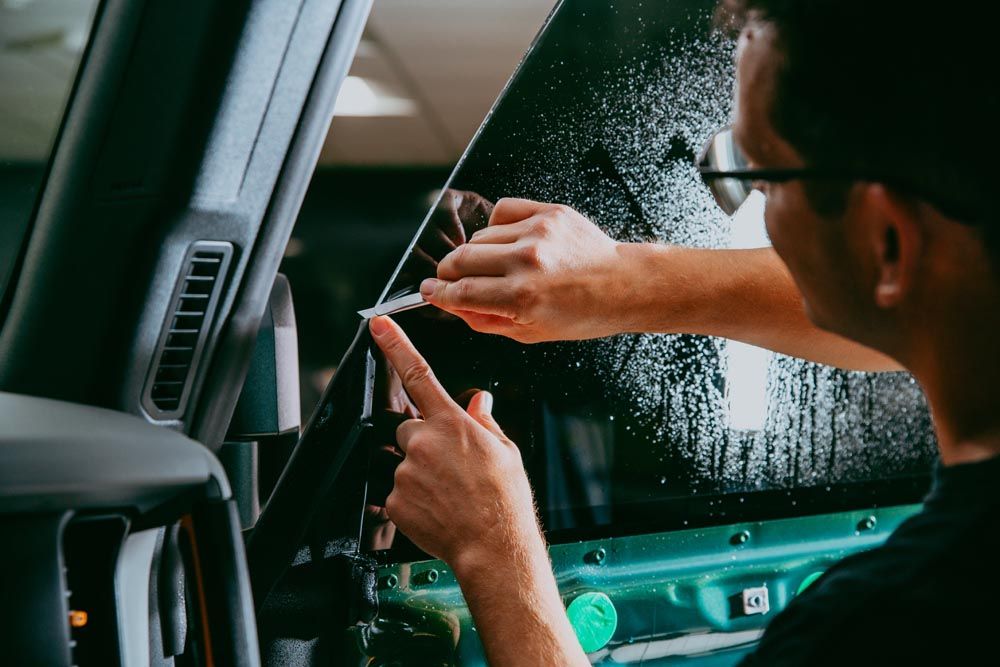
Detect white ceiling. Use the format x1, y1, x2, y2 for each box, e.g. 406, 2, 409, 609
0, 0, 554, 166
320, 0, 555, 165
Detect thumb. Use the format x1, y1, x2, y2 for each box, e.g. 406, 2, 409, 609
466, 390, 504, 437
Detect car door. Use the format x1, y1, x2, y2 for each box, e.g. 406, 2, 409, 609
0, 0, 370, 664
300, 0, 935, 664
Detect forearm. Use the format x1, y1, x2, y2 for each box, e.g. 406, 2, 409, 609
452, 534, 588, 667
614, 244, 902, 372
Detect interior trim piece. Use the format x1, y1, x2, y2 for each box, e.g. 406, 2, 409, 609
142, 241, 233, 421
189, 0, 373, 449
114, 529, 160, 667
0, 392, 230, 515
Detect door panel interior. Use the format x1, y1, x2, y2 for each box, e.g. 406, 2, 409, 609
0, 0, 371, 664
361, 505, 921, 665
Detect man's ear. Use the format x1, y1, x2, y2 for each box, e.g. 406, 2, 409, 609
865, 184, 922, 309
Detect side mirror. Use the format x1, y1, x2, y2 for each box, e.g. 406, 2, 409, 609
222, 273, 301, 528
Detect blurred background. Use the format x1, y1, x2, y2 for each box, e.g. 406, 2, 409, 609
0, 0, 553, 417
279, 0, 554, 414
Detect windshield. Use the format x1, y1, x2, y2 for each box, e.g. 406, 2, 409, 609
0, 0, 99, 303
365, 0, 935, 556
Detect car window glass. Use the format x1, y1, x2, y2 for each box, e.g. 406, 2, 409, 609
0, 0, 100, 298
364, 0, 936, 556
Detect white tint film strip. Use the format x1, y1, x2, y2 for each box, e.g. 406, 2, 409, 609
357, 292, 428, 319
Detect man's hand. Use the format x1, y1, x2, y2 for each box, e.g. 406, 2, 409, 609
368, 315, 543, 569
420, 197, 631, 342
369, 315, 589, 666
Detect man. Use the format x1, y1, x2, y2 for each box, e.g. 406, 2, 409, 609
369, 0, 1000, 663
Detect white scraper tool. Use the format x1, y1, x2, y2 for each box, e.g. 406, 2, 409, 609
357, 292, 429, 319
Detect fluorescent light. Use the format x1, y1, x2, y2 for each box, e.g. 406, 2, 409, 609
333, 75, 417, 117
726, 191, 770, 431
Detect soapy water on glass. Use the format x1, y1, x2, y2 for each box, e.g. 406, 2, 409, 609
514, 32, 931, 491
395, 14, 936, 496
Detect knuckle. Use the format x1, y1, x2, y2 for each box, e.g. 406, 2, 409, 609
393, 461, 414, 487
395, 419, 415, 442
491, 198, 513, 220
451, 279, 472, 302
451, 242, 471, 265
384, 491, 402, 518
531, 218, 554, 238
404, 436, 426, 461
549, 203, 575, 221
517, 243, 544, 268
401, 359, 434, 387
381, 333, 405, 357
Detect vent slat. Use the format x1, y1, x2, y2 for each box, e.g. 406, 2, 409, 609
147, 243, 231, 414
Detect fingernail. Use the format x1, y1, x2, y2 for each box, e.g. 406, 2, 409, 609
369, 316, 389, 337
480, 390, 494, 413
420, 278, 439, 297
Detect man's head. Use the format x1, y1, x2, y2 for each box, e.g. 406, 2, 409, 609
717, 0, 1000, 366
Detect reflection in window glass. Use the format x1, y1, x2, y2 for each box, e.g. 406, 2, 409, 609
370, 0, 935, 552
0, 0, 99, 295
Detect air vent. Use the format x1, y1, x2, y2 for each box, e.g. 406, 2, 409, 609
144, 242, 233, 419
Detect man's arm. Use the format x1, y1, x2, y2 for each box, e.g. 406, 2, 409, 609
419, 198, 901, 372
617, 243, 901, 371
369, 316, 589, 667
453, 532, 585, 667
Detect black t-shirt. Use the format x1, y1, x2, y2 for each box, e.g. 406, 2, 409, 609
741, 455, 1000, 666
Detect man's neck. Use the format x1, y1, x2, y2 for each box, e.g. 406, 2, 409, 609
909, 331, 1000, 466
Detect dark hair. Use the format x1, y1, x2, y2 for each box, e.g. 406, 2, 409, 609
716, 0, 998, 228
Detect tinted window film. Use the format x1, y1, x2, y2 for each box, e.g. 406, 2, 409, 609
0, 0, 100, 298
365, 0, 935, 555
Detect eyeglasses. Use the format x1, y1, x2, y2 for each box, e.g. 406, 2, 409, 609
695, 125, 979, 224
695, 125, 846, 216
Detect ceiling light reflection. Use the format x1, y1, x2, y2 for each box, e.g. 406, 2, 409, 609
333, 75, 417, 117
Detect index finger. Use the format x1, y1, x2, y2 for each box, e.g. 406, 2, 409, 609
489, 197, 548, 226
369, 316, 454, 416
